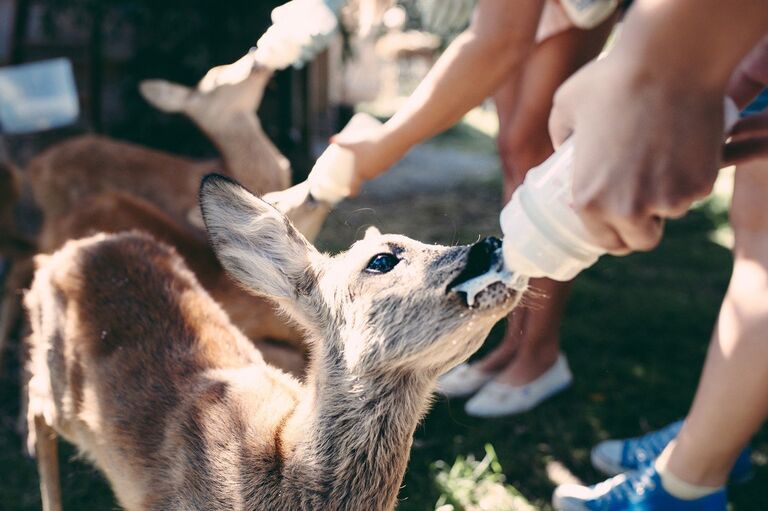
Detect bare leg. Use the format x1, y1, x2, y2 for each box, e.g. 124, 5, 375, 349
475, 22, 614, 385
662, 160, 768, 486
34, 415, 62, 511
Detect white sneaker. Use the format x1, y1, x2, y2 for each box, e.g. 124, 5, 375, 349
437, 363, 496, 398
464, 354, 572, 417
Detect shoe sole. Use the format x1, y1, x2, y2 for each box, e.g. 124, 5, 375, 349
436, 380, 494, 399
552, 491, 587, 511
465, 380, 572, 418
590, 448, 627, 477
590, 447, 755, 483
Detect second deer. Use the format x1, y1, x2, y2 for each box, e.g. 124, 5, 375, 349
2, 63, 341, 373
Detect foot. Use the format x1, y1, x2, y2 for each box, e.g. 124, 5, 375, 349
464, 353, 572, 417
437, 363, 496, 398
553, 466, 727, 511
591, 421, 753, 483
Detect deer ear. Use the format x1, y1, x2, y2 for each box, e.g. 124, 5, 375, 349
139, 80, 192, 113
200, 174, 321, 304
363, 225, 382, 240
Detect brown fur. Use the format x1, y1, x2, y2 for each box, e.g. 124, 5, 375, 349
25, 232, 296, 510
39, 193, 305, 374
3, 66, 342, 374
25, 67, 290, 230
26, 135, 216, 228
24, 178, 522, 511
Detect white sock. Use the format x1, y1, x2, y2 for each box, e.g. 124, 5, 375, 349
655, 454, 722, 500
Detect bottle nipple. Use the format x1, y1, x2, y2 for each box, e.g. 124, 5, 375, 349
450, 247, 529, 308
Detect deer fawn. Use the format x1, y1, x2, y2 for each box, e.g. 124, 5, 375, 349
2, 63, 338, 373
24, 174, 524, 511
27, 63, 290, 232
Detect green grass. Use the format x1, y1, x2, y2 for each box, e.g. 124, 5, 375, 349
2, 170, 766, 510
433, 443, 536, 511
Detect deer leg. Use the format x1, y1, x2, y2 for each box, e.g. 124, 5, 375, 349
34, 415, 62, 511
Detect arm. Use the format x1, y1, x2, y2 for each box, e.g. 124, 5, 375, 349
334, 0, 544, 185
548, 0, 768, 253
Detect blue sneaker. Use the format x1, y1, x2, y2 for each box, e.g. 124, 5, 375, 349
552, 466, 727, 511
591, 420, 752, 483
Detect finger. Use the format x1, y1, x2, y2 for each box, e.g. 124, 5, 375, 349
654, 201, 690, 219
612, 214, 665, 253
728, 112, 768, 141
723, 136, 768, 165
652, 192, 707, 219
578, 208, 630, 254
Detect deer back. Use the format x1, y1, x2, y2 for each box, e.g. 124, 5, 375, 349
24, 231, 304, 510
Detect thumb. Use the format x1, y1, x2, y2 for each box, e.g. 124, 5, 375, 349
548, 91, 574, 149
329, 132, 351, 146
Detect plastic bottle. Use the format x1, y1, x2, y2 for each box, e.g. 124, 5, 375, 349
252, 0, 340, 70
499, 97, 741, 281
306, 112, 383, 205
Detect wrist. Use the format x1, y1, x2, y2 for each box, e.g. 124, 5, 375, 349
366, 122, 410, 175
606, 44, 729, 98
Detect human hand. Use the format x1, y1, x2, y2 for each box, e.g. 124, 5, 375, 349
724, 36, 768, 165
549, 56, 728, 254
329, 125, 405, 195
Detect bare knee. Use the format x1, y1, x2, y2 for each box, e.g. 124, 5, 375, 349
496, 123, 553, 189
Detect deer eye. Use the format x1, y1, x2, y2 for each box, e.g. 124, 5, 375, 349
365, 253, 400, 274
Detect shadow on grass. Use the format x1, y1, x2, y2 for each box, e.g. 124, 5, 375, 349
1, 181, 765, 510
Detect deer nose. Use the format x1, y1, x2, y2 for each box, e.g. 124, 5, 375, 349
447, 236, 502, 290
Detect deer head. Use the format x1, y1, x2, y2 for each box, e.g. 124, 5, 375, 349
200, 174, 522, 377
141, 58, 290, 197
139, 57, 272, 123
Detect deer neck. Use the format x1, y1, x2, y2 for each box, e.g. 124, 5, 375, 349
199, 110, 291, 195
284, 343, 436, 511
